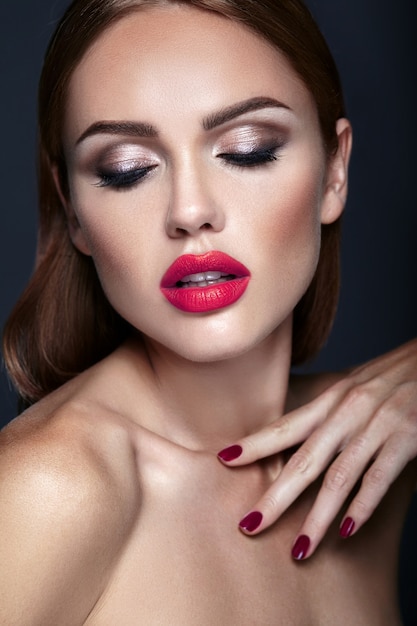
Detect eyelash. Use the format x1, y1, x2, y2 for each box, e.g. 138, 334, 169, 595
95, 166, 156, 190
95, 146, 280, 190
219, 146, 279, 168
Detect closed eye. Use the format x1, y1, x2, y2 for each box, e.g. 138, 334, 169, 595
95, 165, 156, 190
219, 147, 279, 168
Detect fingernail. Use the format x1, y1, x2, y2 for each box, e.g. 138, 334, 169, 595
340, 517, 355, 538
217, 444, 243, 462
239, 511, 263, 532
291, 535, 310, 560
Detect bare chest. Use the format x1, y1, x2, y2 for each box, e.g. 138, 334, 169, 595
85, 454, 406, 625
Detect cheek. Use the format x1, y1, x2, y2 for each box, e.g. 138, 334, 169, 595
243, 167, 324, 324
83, 221, 132, 274
70, 198, 151, 305
256, 169, 323, 267
85, 226, 157, 324
70, 183, 147, 270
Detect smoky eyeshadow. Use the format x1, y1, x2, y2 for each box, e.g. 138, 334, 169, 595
91, 143, 157, 175
215, 123, 288, 154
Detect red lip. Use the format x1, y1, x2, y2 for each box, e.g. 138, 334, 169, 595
160, 251, 251, 313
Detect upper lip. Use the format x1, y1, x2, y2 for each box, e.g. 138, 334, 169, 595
161, 251, 251, 288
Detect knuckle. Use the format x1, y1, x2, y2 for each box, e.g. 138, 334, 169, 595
377, 384, 417, 429
385, 433, 406, 456
352, 496, 370, 517
372, 402, 392, 427
347, 435, 370, 459
323, 465, 349, 493
342, 383, 373, 411
262, 493, 279, 514
363, 465, 387, 490
271, 416, 290, 438
243, 436, 260, 456
286, 448, 314, 476
390, 381, 414, 405
303, 515, 322, 536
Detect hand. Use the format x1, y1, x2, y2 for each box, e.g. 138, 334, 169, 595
217, 338, 417, 559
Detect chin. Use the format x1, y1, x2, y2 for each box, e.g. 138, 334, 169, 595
148, 333, 252, 364
177, 342, 253, 364
143, 316, 288, 365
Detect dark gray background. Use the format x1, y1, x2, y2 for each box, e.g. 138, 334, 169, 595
0, 0, 416, 622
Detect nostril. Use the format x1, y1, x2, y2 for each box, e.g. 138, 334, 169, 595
173, 223, 212, 237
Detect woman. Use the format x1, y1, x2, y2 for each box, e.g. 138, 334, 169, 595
1, 0, 416, 623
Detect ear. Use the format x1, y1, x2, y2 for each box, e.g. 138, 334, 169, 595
52, 165, 92, 256
320, 118, 352, 225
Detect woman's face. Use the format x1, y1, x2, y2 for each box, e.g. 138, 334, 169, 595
61, 4, 345, 363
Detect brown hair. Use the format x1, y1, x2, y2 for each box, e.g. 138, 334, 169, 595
3, 0, 346, 405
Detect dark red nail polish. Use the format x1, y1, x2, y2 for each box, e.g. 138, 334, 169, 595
291, 535, 310, 560
239, 511, 263, 532
217, 444, 243, 462
340, 517, 355, 538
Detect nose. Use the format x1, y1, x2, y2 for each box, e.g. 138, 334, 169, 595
165, 163, 225, 238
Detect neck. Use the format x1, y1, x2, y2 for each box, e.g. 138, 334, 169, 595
121, 318, 293, 453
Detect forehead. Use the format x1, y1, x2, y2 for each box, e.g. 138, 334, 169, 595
65, 4, 317, 137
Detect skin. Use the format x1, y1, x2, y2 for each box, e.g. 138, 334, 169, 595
0, 5, 416, 624
221, 338, 417, 554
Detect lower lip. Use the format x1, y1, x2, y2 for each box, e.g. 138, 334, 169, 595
161, 277, 250, 313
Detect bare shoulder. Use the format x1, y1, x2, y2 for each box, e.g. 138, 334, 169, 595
0, 399, 140, 625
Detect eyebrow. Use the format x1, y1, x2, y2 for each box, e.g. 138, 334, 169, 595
75, 96, 290, 145
76, 121, 158, 145
202, 96, 290, 131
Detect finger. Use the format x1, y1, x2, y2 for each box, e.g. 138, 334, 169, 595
290, 395, 417, 558
238, 429, 345, 535
293, 433, 415, 560
289, 433, 380, 558
339, 433, 415, 538
217, 373, 386, 467
217, 393, 332, 465
235, 383, 390, 535
237, 399, 367, 535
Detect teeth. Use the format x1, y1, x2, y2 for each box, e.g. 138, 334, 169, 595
181, 271, 223, 283
176, 270, 236, 288
180, 276, 232, 288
